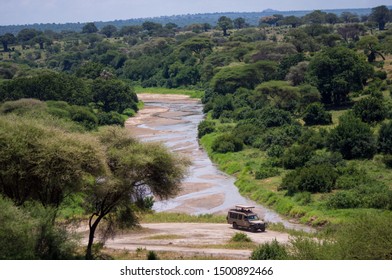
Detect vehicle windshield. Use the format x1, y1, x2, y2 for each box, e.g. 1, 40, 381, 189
247, 214, 259, 221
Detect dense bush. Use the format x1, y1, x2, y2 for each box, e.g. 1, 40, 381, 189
352, 96, 387, 124
303, 103, 332, 126
255, 166, 281, 180
211, 133, 243, 153
250, 239, 288, 260
327, 113, 377, 159
97, 111, 125, 126
281, 144, 314, 169
197, 120, 215, 138
256, 124, 302, 151
378, 121, 392, 154
280, 164, 337, 195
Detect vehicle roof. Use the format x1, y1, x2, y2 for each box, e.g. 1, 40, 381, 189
234, 205, 255, 209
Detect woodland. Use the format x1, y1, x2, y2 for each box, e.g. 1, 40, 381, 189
1, 5, 392, 259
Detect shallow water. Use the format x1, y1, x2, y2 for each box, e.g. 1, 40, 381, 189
126, 95, 313, 232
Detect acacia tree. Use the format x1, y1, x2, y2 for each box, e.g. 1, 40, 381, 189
85, 127, 190, 259
0, 33, 16, 52
217, 16, 233, 36
0, 115, 107, 207
370, 5, 390, 30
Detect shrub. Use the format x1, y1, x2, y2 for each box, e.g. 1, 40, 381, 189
256, 124, 302, 150
257, 106, 292, 128
250, 239, 288, 260
352, 96, 387, 124
212, 133, 243, 153
0, 197, 37, 259
383, 155, 392, 168
255, 167, 281, 180
0, 98, 46, 115
230, 233, 252, 243
122, 108, 136, 117
305, 150, 345, 168
335, 213, 392, 259
328, 113, 377, 159
303, 103, 332, 126
147, 251, 159, 260
282, 144, 314, 169
98, 111, 125, 126
233, 123, 262, 145
327, 191, 361, 209
280, 164, 337, 195
69, 106, 98, 130
197, 120, 215, 138
378, 121, 392, 154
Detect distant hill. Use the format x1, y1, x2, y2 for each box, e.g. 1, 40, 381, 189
0, 7, 386, 35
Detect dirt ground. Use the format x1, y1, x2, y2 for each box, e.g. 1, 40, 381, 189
102, 223, 290, 259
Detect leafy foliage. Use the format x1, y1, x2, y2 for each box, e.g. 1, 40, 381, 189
327, 113, 377, 159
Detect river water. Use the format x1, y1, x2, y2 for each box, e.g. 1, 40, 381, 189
126, 94, 313, 232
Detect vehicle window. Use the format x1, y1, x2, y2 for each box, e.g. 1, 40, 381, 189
247, 215, 259, 221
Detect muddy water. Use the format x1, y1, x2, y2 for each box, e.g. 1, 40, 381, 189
126, 94, 313, 232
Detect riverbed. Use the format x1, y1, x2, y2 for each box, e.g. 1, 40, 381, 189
126, 93, 312, 232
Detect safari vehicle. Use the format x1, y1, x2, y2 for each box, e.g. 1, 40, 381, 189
226, 205, 266, 232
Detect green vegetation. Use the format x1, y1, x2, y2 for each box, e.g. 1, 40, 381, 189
1, 4, 392, 260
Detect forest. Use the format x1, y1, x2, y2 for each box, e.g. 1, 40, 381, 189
1, 5, 392, 260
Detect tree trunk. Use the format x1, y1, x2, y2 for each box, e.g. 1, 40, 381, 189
85, 214, 103, 260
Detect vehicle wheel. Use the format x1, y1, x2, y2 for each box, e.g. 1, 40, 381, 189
232, 222, 238, 229
250, 227, 257, 232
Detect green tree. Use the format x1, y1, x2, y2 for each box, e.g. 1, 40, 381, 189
356, 35, 385, 63
280, 164, 337, 194
325, 13, 340, 24
92, 78, 138, 113
327, 113, 377, 159
85, 127, 189, 259
303, 10, 327, 24
0, 33, 16, 52
280, 16, 302, 28
0, 72, 92, 106
100, 25, 118, 38
82, 22, 98, 33
233, 17, 247, 29
307, 46, 373, 105
217, 16, 233, 36
211, 61, 277, 94
303, 103, 332, 126
17, 28, 39, 44
352, 96, 387, 124
255, 81, 300, 112
370, 5, 391, 30
0, 115, 107, 207
33, 35, 52, 49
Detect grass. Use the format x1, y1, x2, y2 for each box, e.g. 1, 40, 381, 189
134, 86, 204, 99
102, 248, 231, 260
141, 212, 226, 223
145, 234, 185, 240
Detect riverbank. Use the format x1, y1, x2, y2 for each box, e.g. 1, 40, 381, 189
126, 93, 313, 232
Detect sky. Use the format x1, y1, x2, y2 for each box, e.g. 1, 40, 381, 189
1, 0, 392, 26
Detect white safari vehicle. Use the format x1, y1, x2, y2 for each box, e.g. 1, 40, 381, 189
226, 205, 266, 232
